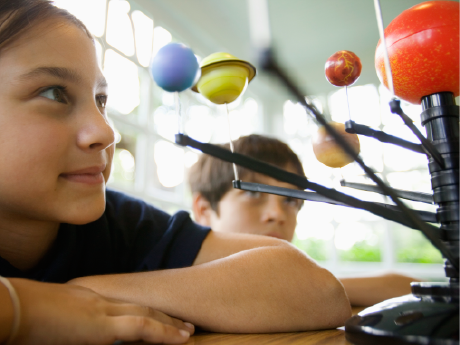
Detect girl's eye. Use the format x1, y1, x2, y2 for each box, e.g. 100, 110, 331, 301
96, 95, 107, 109
39, 87, 68, 104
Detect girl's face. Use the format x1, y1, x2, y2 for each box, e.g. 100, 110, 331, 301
0, 19, 114, 225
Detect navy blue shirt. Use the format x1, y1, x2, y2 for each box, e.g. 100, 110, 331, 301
0, 189, 211, 283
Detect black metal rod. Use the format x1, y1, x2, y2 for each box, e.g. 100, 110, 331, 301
340, 180, 434, 204
234, 180, 437, 224
175, 133, 458, 267
257, 48, 458, 271
390, 99, 445, 168
345, 120, 425, 154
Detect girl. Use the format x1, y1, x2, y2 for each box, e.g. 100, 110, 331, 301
0, 1, 195, 343
0, 1, 351, 344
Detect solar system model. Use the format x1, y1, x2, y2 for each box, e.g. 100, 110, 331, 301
149, 2, 459, 343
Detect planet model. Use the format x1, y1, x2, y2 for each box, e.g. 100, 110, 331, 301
192, 52, 256, 104
150, 42, 201, 92
375, 1, 459, 104
312, 122, 360, 168
325, 50, 362, 87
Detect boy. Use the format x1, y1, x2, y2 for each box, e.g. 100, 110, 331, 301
189, 134, 418, 307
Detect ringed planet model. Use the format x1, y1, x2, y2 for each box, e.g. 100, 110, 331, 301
192, 52, 256, 104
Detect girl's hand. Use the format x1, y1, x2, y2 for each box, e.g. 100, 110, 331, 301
7, 278, 194, 344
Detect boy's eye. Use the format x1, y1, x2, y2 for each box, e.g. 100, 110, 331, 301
39, 87, 68, 104
244, 191, 261, 199
96, 95, 107, 109
285, 197, 302, 209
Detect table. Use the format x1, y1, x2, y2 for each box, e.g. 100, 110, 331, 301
182, 328, 350, 345
179, 307, 365, 345
129, 307, 364, 345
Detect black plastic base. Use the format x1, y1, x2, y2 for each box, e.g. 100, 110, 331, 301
345, 294, 459, 345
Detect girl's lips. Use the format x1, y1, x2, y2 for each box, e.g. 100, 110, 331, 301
60, 165, 105, 184
60, 172, 104, 184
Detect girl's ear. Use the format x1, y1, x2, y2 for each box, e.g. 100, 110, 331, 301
192, 193, 214, 226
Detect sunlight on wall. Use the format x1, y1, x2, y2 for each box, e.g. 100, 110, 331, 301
94, 39, 103, 68
132, 10, 154, 67
110, 148, 136, 186
185, 106, 215, 143
383, 142, 429, 171
283, 100, 308, 136
53, 0, 107, 37
154, 141, 185, 188
106, 0, 135, 56
211, 97, 260, 143
329, 84, 381, 128
297, 207, 334, 241
153, 106, 177, 142
104, 49, 140, 114
184, 151, 199, 169
161, 92, 175, 107
386, 171, 432, 194
152, 27, 172, 58
119, 149, 135, 173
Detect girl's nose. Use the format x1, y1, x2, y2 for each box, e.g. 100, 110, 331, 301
77, 107, 115, 152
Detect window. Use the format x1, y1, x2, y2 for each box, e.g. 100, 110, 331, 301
55, 0, 261, 213
284, 84, 444, 280
56, 0, 443, 280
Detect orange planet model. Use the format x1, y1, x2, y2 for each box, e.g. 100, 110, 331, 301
375, 1, 459, 104
325, 50, 362, 87
312, 122, 360, 168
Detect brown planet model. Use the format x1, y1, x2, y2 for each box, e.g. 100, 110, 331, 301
312, 122, 360, 168
325, 50, 362, 87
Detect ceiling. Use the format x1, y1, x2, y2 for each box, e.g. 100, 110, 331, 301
132, 0, 450, 104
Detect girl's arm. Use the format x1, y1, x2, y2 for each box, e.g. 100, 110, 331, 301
1, 278, 194, 345
69, 232, 352, 333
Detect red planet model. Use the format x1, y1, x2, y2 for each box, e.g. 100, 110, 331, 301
325, 50, 362, 87
375, 1, 459, 104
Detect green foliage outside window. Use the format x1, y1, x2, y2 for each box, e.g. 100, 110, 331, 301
338, 241, 381, 262
293, 236, 328, 262
393, 228, 443, 264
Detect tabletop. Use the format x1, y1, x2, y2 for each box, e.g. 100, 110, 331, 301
131, 307, 365, 345
182, 327, 352, 345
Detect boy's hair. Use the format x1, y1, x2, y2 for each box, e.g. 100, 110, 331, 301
0, 0, 92, 52
188, 134, 306, 212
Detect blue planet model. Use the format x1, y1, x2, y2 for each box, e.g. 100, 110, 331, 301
150, 42, 200, 92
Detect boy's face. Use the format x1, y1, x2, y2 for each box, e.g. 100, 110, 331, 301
0, 19, 114, 225
201, 166, 303, 242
